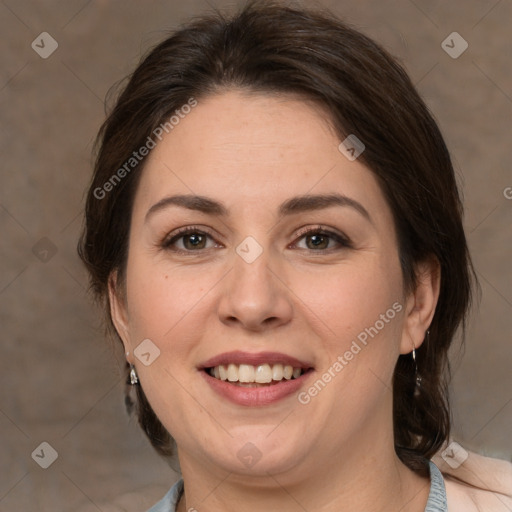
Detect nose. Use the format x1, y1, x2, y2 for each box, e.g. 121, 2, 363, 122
217, 248, 294, 332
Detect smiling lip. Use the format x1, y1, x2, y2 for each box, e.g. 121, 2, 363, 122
199, 351, 314, 406
199, 350, 313, 369
200, 369, 313, 406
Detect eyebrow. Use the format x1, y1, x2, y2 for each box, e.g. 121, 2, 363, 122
145, 193, 372, 224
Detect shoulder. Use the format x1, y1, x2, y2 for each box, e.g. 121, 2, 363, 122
74, 483, 177, 512
432, 445, 512, 512
146, 479, 183, 512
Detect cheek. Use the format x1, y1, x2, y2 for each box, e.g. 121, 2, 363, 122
286, 261, 404, 445
293, 258, 406, 419
123, 254, 227, 412
123, 258, 216, 436
125, 258, 215, 341
292, 260, 403, 345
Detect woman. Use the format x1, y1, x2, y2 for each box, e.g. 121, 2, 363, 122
78, 1, 512, 511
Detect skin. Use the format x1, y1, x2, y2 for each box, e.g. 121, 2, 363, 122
110, 90, 440, 511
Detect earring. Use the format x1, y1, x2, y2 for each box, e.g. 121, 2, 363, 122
411, 344, 422, 397
129, 364, 139, 385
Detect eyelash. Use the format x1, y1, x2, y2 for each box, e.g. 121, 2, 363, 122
161, 225, 352, 254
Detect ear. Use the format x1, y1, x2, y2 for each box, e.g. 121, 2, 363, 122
400, 256, 441, 354
108, 271, 132, 359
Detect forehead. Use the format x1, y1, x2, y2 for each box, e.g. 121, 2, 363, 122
133, 90, 387, 219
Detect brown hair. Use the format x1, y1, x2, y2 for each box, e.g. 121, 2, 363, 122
78, 0, 475, 476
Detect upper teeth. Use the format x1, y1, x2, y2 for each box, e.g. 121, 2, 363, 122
209, 363, 302, 383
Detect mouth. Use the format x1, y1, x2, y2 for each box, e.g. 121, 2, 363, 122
199, 351, 314, 405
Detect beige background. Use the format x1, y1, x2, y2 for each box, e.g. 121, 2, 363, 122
1, 0, 511, 510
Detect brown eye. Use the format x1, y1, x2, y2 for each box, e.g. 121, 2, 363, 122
293, 227, 352, 251
162, 227, 218, 252
181, 233, 207, 250
305, 233, 330, 250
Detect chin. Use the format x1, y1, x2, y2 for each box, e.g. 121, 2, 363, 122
203, 428, 308, 477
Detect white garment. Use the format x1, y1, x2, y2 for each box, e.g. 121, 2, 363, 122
431, 447, 512, 511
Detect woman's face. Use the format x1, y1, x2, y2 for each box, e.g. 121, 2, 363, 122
111, 91, 423, 481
